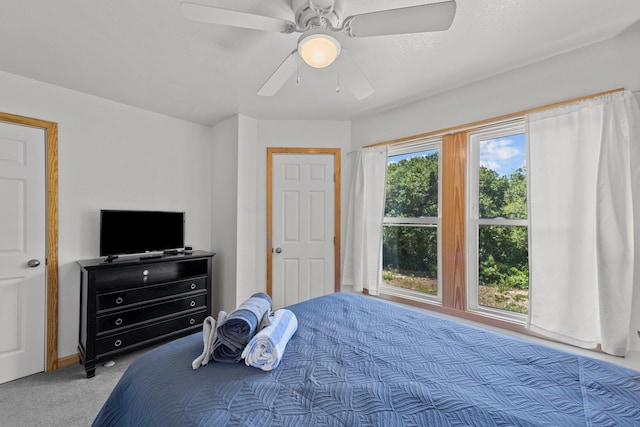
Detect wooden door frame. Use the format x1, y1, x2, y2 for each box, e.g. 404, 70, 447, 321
0, 112, 58, 372
266, 147, 341, 297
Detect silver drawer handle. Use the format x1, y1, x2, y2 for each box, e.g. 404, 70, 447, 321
190, 300, 196, 308
190, 283, 196, 290
115, 318, 123, 326
190, 318, 196, 325
114, 339, 122, 347
115, 297, 124, 305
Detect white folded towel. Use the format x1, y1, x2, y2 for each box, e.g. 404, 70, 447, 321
192, 311, 227, 369
241, 309, 298, 371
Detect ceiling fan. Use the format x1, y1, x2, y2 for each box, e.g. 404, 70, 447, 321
181, 0, 456, 100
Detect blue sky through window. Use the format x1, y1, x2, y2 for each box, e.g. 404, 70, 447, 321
387, 133, 525, 176
480, 133, 525, 176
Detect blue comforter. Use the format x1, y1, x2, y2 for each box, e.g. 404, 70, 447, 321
93, 292, 640, 426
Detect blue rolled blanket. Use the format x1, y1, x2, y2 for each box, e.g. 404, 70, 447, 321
241, 309, 298, 371
212, 292, 271, 363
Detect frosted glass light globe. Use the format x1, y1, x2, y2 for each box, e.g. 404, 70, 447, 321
298, 31, 341, 68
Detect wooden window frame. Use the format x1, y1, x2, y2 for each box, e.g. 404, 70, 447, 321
381, 140, 442, 304
366, 88, 623, 335
466, 121, 528, 323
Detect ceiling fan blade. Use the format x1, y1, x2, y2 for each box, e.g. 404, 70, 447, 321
341, 49, 374, 100
181, 2, 296, 33
257, 50, 299, 96
343, 1, 456, 38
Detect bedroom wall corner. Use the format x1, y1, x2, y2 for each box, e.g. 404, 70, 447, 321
210, 115, 240, 314
351, 21, 640, 148
210, 114, 261, 313
211, 118, 351, 311
255, 119, 352, 297
0, 70, 213, 360
236, 115, 259, 305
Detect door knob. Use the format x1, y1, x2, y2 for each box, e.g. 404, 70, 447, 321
27, 259, 41, 268
274, 248, 282, 254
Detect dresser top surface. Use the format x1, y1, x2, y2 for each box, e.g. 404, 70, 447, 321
77, 250, 215, 270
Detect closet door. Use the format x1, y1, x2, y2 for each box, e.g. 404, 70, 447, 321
0, 121, 46, 384
270, 151, 337, 309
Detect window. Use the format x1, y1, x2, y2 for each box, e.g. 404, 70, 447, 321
380, 140, 441, 303
467, 122, 528, 322
371, 91, 614, 333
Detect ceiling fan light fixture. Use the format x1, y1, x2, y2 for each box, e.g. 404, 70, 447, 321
298, 29, 341, 68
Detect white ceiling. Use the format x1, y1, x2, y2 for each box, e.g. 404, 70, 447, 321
1, 0, 640, 126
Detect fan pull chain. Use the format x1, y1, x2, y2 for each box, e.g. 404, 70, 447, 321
296, 54, 301, 84
336, 55, 341, 93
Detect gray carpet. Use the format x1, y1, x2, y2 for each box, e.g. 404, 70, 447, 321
0, 350, 144, 427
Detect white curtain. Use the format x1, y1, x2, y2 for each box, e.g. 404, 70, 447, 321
527, 90, 640, 356
342, 146, 388, 295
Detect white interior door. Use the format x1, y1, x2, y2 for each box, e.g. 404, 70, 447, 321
272, 153, 335, 309
0, 121, 46, 384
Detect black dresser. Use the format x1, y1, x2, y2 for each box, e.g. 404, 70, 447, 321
77, 250, 214, 377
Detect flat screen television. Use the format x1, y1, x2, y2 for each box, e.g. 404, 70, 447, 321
99, 210, 185, 257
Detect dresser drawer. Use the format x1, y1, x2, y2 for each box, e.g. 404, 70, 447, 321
93, 258, 209, 289
95, 310, 206, 356
96, 294, 207, 334
97, 277, 206, 311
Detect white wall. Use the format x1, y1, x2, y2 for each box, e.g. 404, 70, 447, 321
351, 23, 640, 353
236, 115, 259, 305
210, 115, 239, 314
210, 114, 261, 313
211, 117, 351, 311
255, 120, 352, 299
0, 70, 213, 359
352, 21, 640, 147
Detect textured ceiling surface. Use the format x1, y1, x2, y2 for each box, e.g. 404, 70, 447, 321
1, 0, 639, 125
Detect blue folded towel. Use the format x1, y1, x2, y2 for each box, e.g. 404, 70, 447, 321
241, 309, 298, 371
212, 292, 271, 363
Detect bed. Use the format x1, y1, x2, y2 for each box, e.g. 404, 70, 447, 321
93, 292, 640, 426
